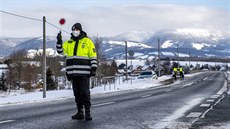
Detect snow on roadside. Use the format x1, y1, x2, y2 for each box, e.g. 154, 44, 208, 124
0, 72, 203, 106
227, 71, 230, 95
91, 75, 172, 94
0, 90, 74, 106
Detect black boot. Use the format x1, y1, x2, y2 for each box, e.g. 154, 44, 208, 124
72, 109, 84, 120
85, 109, 92, 121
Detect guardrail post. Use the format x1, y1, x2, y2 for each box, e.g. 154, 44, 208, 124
114, 77, 116, 90
109, 80, 111, 90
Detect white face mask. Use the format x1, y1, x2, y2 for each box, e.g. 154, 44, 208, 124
72, 30, 80, 37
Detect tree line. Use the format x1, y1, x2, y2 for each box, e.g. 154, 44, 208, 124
0, 36, 118, 92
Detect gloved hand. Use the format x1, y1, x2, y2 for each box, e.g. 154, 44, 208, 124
56, 31, 62, 43
90, 70, 96, 77
66, 73, 72, 81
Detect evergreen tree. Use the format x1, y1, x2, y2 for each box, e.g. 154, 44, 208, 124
110, 60, 118, 76
46, 68, 56, 90
0, 72, 7, 91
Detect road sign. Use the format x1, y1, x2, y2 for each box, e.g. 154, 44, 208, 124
128, 50, 134, 57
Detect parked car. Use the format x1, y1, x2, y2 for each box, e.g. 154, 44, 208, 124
130, 71, 142, 78
137, 70, 157, 79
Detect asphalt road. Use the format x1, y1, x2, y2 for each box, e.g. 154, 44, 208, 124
190, 94, 230, 129
0, 71, 227, 129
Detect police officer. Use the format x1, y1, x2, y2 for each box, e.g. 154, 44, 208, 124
56, 23, 97, 121
179, 66, 184, 79
173, 67, 177, 80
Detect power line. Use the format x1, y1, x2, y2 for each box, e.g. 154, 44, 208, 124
0, 10, 69, 34
46, 21, 70, 34
0, 10, 42, 22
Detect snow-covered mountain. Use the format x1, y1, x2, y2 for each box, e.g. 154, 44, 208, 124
0, 37, 31, 56
146, 28, 228, 48
0, 37, 31, 47
103, 28, 230, 59
0, 28, 229, 59
108, 30, 155, 42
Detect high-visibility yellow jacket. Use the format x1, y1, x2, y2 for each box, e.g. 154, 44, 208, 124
173, 67, 177, 72
179, 67, 183, 72
56, 36, 97, 77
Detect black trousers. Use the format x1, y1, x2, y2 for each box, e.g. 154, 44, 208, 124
174, 72, 177, 80
180, 72, 184, 78
72, 76, 91, 111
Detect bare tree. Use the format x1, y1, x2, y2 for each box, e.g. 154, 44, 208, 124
22, 64, 38, 91
92, 36, 107, 78
92, 36, 105, 63
5, 60, 15, 91
7, 50, 27, 89
97, 60, 118, 77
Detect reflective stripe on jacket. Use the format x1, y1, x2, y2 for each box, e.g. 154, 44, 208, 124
57, 37, 97, 76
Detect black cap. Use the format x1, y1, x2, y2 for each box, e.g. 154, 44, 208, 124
72, 23, 82, 31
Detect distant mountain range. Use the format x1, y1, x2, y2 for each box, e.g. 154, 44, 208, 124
0, 28, 229, 59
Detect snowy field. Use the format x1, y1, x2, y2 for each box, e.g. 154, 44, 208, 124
115, 60, 229, 68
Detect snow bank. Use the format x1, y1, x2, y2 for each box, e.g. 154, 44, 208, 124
0, 73, 198, 106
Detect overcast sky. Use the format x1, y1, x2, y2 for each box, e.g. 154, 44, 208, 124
0, 0, 229, 38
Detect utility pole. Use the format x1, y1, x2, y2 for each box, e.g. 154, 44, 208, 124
177, 43, 179, 68
215, 56, 217, 70
125, 41, 128, 81
158, 39, 160, 77
189, 51, 190, 69
42, 16, 46, 98
128, 50, 134, 85
131, 57, 132, 85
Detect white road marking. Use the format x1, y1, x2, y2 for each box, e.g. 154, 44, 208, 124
200, 95, 225, 118
141, 94, 152, 98
206, 99, 214, 102
203, 77, 208, 81
154, 98, 203, 129
217, 81, 228, 95
200, 108, 212, 119
165, 90, 172, 92
200, 104, 210, 107
184, 84, 191, 87
211, 95, 220, 99
92, 102, 115, 107
0, 120, 15, 124
186, 112, 202, 118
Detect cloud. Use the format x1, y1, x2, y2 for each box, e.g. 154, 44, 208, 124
0, 4, 228, 37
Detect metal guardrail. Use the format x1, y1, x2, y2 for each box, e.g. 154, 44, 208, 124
90, 75, 133, 91
90, 76, 116, 90
89, 75, 161, 91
